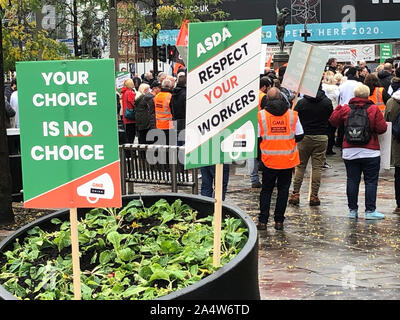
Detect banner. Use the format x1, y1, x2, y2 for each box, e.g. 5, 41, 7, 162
140, 20, 400, 47
17, 59, 121, 209
319, 44, 376, 62
176, 20, 189, 67
185, 20, 262, 169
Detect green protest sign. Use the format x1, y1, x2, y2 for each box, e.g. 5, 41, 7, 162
380, 43, 392, 63
185, 20, 262, 170
17, 59, 121, 209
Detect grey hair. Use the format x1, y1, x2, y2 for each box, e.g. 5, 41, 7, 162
354, 84, 370, 98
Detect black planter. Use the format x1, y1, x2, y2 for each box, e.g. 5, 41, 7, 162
0, 193, 260, 300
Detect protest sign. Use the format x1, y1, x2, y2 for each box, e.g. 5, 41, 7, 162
16, 59, 122, 209
185, 19, 261, 267
379, 122, 392, 170
115, 71, 131, 90
185, 19, 262, 170
380, 43, 393, 63
282, 40, 329, 99
17, 59, 122, 300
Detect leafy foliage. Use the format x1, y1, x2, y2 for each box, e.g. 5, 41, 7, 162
1, 0, 70, 72
0, 199, 247, 300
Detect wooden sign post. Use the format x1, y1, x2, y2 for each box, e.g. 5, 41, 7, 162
213, 164, 224, 267
69, 208, 82, 300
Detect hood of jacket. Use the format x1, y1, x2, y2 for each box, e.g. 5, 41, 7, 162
121, 87, 132, 95
348, 97, 374, 108
378, 70, 392, 80
390, 77, 400, 92
303, 89, 327, 103
265, 99, 289, 116
392, 90, 400, 102
172, 85, 186, 96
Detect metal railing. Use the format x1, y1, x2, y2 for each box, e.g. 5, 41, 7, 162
119, 144, 199, 195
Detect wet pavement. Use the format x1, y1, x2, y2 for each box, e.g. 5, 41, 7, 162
1, 147, 400, 300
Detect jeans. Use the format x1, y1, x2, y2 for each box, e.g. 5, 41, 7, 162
344, 156, 380, 212
259, 164, 293, 223
293, 135, 328, 196
200, 165, 230, 201
247, 158, 260, 183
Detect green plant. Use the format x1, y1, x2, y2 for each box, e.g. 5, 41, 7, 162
0, 199, 248, 300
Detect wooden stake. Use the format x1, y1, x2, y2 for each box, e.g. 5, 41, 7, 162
213, 164, 224, 268
69, 208, 81, 300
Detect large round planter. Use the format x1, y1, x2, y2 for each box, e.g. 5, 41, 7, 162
0, 193, 259, 300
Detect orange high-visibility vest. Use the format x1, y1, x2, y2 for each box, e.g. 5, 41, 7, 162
154, 91, 174, 130
369, 87, 385, 115
258, 108, 300, 170
259, 90, 266, 110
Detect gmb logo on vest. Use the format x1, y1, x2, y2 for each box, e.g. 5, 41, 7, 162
271, 119, 288, 134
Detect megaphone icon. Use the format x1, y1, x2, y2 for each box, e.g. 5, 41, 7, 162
77, 173, 115, 204
221, 120, 255, 159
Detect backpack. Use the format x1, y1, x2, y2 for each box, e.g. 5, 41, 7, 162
344, 104, 372, 145
392, 112, 400, 143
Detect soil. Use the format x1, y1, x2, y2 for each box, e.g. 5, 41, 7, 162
0, 202, 56, 231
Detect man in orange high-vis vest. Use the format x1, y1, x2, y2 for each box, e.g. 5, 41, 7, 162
369, 86, 386, 115
153, 78, 175, 145
258, 76, 273, 110
248, 76, 274, 189
257, 88, 304, 231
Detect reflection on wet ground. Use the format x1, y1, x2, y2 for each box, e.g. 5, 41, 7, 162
228, 151, 400, 300
134, 151, 400, 299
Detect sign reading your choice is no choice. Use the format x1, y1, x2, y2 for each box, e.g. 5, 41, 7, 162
17, 59, 121, 209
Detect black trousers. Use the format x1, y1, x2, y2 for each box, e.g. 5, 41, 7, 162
138, 129, 153, 145
327, 123, 336, 153
259, 164, 293, 224
124, 123, 136, 144
395, 167, 400, 208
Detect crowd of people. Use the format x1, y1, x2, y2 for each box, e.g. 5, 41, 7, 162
256, 57, 400, 231
4, 56, 400, 232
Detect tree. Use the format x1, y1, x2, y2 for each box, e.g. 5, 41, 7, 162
0, 2, 14, 226
45, 0, 109, 58
1, 0, 70, 72
117, 1, 145, 69
132, 0, 228, 74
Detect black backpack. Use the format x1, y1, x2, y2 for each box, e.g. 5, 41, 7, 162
344, 104, 372, 145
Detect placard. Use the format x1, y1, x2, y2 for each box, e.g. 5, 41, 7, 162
282, 40, 329, 98
184, 20, 262, 169
17, 59, 122, 209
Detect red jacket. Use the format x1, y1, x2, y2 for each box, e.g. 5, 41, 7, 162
121, 87, 136, 124
329, 97, 387, 150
